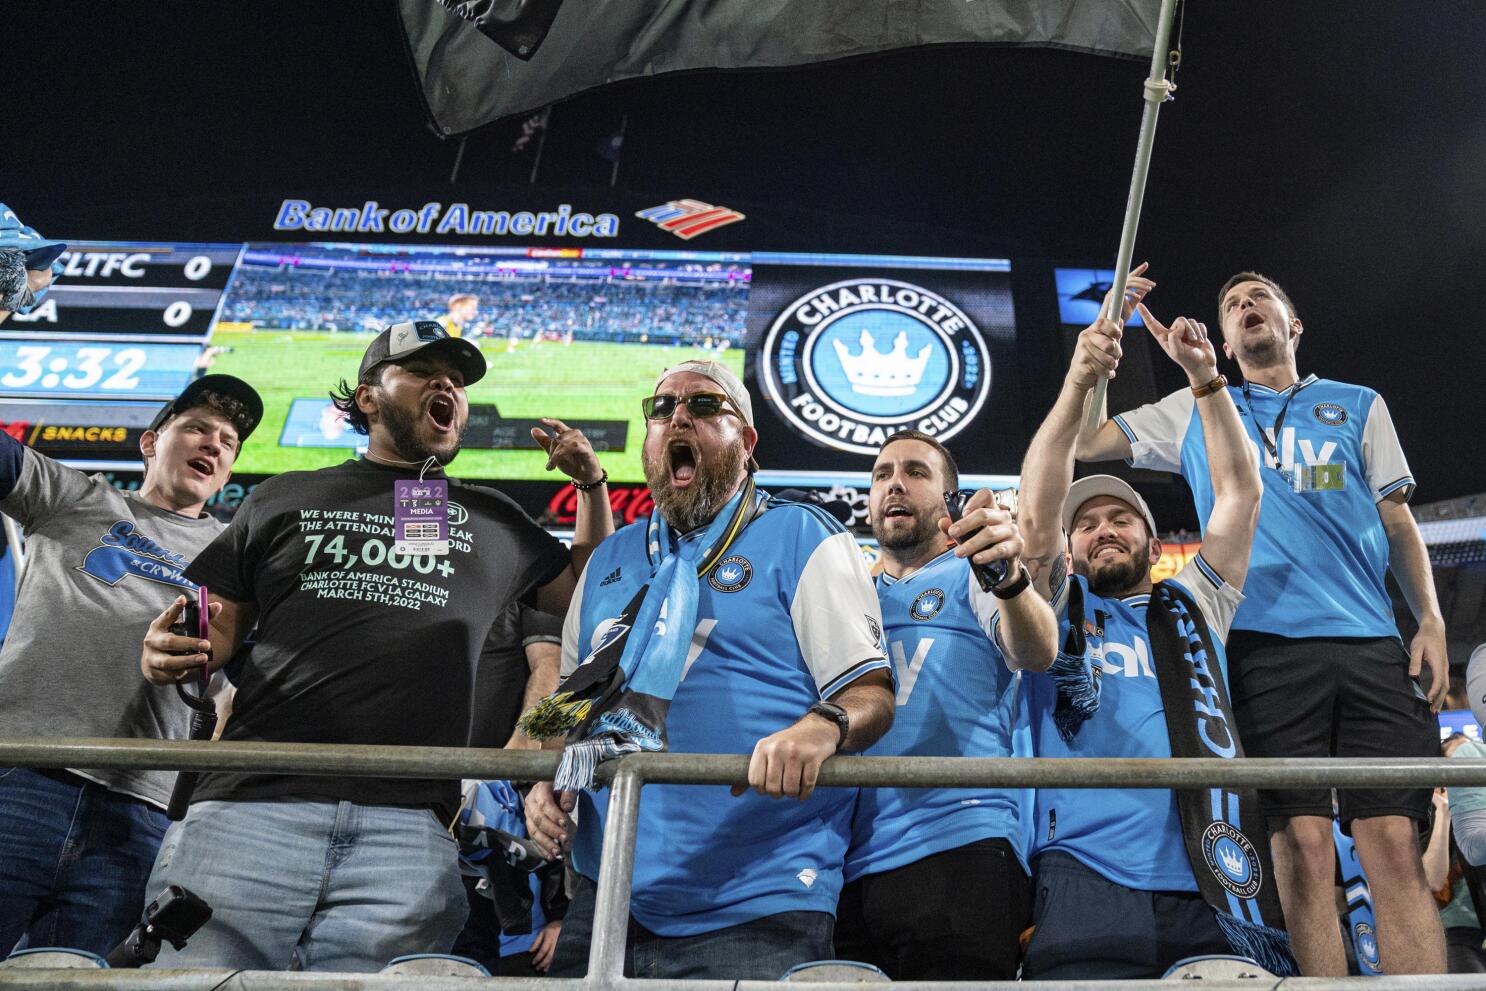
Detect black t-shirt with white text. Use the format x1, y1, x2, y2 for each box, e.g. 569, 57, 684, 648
184, 458, 569, 810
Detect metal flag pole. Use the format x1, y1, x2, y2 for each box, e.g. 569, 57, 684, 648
1085, 0, 1182, 434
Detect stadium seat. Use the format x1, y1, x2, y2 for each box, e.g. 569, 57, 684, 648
778, 959, 890, 982
381, 953, 491, 977
1161, 954, 1275, 980
0, 948, 108, 969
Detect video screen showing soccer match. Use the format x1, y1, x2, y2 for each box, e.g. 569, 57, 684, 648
206, 243, 750, 480
1, 239, 1026, 483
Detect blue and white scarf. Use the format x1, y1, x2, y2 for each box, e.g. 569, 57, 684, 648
518, 479, 756, 791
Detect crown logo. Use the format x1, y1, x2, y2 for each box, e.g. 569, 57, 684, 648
1220, 846, 1246, 877
833, 329, 932, 397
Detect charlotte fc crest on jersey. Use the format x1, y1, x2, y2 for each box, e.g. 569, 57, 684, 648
1201, 821, 1263, 899
759, 278, 992, 455
909, 587, 946, 622
708, 555, 752, 593
1312, 402, 1348, 426
1355, 922, 1380, 971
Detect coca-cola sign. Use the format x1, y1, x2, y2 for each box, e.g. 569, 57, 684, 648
547, 482, 655, 526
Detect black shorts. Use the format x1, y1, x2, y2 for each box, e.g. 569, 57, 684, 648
834, 836, 1030, 980
1227, 631, 1438, 826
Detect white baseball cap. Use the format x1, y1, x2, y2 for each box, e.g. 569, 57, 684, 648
1062, 474, 1160, 538
657, 360, 759, 472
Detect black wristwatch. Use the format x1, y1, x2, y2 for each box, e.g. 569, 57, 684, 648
991, 563, 1031, 600
807, 701, 850, 751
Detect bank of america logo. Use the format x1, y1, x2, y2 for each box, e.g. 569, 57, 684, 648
635, 200, 745, 240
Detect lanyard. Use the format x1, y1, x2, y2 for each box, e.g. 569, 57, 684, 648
1241, 378, 1310, 466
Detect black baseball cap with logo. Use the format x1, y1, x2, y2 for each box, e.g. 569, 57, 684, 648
359, 320, 487, 386
148, 374, 264, 441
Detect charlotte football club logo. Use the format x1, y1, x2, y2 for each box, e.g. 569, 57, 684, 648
1355, 922, 1380, 970
708, 555, 752, 593
1312, 402, 1348, 426
910, 587, 945, 622
759, 278, 992, 455
1201, 821, 1263, 899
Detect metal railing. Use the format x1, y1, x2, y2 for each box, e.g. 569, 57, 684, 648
3, 737, 1486, 990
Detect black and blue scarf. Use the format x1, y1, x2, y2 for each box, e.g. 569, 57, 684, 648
1055, 578, 1298, 975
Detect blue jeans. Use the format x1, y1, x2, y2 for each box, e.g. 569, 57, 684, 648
145, 799, 468, 972
1023, 851, 1230, 980
0, 767, 168, 958
549, 874, 834, 979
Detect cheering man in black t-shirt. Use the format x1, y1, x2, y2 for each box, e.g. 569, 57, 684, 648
137, 321, 614, 972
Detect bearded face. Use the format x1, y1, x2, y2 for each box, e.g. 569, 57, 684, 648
375, 385, 467, 465
872, 504, 941, 554
1069, 496, 1157, 597
1082, 537, 1155, 596
643, 433, 748, 532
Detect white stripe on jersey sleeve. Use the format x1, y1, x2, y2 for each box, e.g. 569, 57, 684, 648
1112, 387, 1194, 473
790, 529, 890, 699
1361, 393, 1415, 503
966, 563, 1001, 641
559, 564, 590, 678
1166, 552, 1244, 644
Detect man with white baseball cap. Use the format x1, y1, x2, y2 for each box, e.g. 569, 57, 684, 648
1012, 291, 1293, 979
524, 358, 893, 979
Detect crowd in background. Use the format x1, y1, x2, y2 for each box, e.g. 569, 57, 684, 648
218, 262, 748, 349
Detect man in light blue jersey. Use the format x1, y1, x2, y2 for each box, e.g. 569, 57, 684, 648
1077, 272, 1446, 976
524, 360, 895, 980
1016, 292, 1279, 979
835, 430, 1057, 979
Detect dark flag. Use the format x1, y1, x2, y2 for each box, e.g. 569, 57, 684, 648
401, 0, 1162, 135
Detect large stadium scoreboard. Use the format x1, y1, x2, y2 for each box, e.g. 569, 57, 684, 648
2, 238, 1057, 490
1, 242, 242, 467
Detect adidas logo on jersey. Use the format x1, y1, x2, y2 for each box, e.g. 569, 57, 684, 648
599, 567, 622, 587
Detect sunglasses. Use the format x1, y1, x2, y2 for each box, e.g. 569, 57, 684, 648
641, 391, 736, 421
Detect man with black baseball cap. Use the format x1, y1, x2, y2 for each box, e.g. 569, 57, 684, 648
138, 320, 614, 972
0, 373, 261, 958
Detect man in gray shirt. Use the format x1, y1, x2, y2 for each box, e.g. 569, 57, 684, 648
0, 374, 261, 958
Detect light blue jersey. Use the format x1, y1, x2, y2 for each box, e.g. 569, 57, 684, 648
846, 550, 1030, 882
1027, 557, 1241, 891
1115, 377, 1413, 638
562, 494, 890, 936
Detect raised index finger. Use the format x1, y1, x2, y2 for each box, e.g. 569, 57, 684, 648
1136, 303, 1169, 338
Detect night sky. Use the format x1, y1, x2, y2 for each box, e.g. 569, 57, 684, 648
7, 2, 1485, 516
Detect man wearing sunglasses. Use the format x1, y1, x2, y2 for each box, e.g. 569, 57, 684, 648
527, 360, 895, 980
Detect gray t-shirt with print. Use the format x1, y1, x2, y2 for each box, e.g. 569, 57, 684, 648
0, 446, 224, 807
